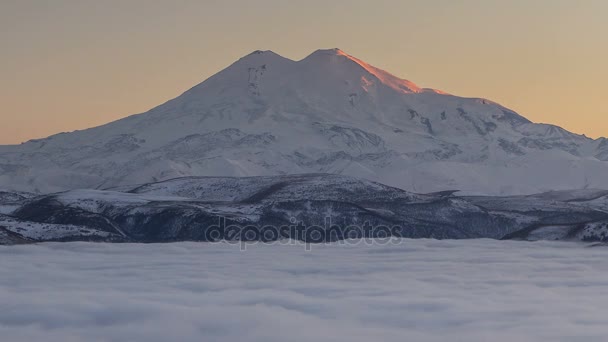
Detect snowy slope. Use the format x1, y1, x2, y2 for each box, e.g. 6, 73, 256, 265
488, 189, 608, 241
0, 214, 118, 242
1, 48, 607, 194
109, 173, 427, 203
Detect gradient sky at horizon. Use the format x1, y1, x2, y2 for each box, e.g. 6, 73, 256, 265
1, 0, 607, 144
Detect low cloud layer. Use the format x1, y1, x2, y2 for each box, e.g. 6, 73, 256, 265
2, 240, 608, 341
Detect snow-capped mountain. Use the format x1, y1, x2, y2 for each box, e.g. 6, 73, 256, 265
1, 48, 607, 195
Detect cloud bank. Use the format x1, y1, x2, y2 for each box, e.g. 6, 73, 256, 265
2, 240, 608, 341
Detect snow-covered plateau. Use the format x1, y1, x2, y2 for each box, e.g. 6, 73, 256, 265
2, 240, 608, 342
0, 48, 607, 195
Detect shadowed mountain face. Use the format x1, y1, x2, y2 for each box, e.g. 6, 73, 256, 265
0, 49, 606, 195
1, 174, 607, 245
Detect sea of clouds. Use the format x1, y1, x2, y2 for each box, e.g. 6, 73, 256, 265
1, 239, 608, 341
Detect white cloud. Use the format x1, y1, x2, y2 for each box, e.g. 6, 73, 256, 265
1, 240, 608, 341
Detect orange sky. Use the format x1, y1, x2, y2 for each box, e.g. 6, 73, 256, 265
1, 0, 606, 144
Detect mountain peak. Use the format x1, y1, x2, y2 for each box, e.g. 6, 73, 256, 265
309, 48, 347, 56
301, 48, 445, 95
236, 50, 293, 66
234, 48, 446, 95
303, 48, 354, 61
244, 49, 279, 57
